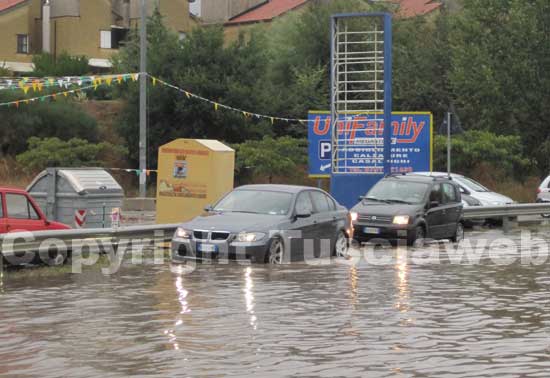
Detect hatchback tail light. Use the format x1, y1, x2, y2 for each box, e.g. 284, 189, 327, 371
537, 188, 542, 194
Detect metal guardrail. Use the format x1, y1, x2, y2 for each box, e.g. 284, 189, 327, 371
1, 203, 550, 257
462, 203, 550, 220
0, 224, 179, 256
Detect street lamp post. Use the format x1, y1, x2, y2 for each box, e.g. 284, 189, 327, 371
139, 0, 147, 197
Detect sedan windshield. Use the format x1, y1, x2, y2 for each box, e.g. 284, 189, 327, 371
366, 181, 429, 204
214, 190, 292, 215
454, 176, 490, 192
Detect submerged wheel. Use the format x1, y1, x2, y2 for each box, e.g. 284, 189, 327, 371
408, 226, 426, 247
333, 231, 349, 258
451, 222, 465, 243
266, 238, 284, 265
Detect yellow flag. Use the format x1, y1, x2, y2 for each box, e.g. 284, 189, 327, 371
152, 77, 157, 86
185, 91, 190, 98
214, 103, 219, 111
23, 86, 30, 94
106, 77, 113, 86
271, 117, 275, 124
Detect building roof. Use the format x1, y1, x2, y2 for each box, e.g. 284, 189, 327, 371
226, 0, 309, 25
225, 0, 441, 25
397, 0, 442, 18
0, 0, 26, 13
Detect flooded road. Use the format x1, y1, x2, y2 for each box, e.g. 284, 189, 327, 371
2, 228, 550, 377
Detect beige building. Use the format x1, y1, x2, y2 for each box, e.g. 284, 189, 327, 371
0, 0, 198, 73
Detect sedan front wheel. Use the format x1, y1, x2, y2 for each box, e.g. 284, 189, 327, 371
266, 238, 284, 265
333, 231, 349, 258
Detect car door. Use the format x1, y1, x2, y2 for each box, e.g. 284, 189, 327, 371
0, 193, 7, 234
441, 183, 462, 237
5, 192, 46, 232
425, 184, 445, 239
309, 191, 337, 257
291, 191, 317, 261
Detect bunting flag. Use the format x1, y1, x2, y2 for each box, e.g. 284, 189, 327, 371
0, 84, 97, 108
0, 73, 139, 92
0, 72, 309, 124
147, 74, 307, 124
0, 73, 140, 108
106, 168, 158, 175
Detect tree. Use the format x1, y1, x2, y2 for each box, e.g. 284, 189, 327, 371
16, 137, 128, 173
234, 136, 307, 183
448, 0, 550, 172
113, 11, 275, 167
433, 130, 532, 179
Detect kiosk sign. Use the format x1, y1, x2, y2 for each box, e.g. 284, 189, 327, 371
308, 112, 432, 177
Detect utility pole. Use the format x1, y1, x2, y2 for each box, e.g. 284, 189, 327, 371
139, 0, 147, 197
447, 111, 451, 176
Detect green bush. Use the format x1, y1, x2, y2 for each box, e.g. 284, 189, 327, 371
32, 52, 89, 77
16, 137, 128, 173
0, 92, 99, 157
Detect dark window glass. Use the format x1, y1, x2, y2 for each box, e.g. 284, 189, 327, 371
310, 191, 332, 213
295, 192, 313, 215
0, 194, 3, 218
442, 183, 458, 203
17, 34, 28, 54
429, 184, 442, 203
6, 194, 39, 220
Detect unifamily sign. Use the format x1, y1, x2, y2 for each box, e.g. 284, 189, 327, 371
308, 112, 433, 178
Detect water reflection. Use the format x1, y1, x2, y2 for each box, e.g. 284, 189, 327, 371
1, 229, 550, 377
243, 266, 257, 330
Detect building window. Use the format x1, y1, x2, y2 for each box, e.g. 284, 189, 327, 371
100, 30, 112, 49
17, 34, 29, 54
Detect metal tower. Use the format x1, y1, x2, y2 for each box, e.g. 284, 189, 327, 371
329, 13, 392, 208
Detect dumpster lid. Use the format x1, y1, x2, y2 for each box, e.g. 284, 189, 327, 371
196, 139, 234, 152
28, 168, 123, 195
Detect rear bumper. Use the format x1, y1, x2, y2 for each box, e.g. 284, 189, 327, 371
171, 238, 270, 263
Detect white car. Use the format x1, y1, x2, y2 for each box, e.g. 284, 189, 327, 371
414, 172, 515, 206
537, 175, 550, 203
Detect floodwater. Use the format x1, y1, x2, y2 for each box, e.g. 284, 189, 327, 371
1, 228, 550, 377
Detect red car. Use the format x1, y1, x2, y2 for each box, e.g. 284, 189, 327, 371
0, 187, 70, 234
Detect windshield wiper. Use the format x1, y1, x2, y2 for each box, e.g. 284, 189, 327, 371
364, 197, 390, 203
385, 199, 413, 205
229, 210, 260, 214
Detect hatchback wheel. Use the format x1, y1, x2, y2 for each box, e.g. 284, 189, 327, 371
408, 226, 425, 247
266, 238, 284, 265
333, 231, 349, 258
451, 222, 464, 243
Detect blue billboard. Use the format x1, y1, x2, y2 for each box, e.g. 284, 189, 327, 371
308, 112, 433, 178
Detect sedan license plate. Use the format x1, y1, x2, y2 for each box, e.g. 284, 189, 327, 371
363, 227, 381, 235
197, 243, 218, 253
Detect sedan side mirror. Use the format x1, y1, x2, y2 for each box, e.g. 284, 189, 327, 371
295, 209, 312, 218
204, 205, 213, 212
429, 201, 440, 209
358, 195, 366, 201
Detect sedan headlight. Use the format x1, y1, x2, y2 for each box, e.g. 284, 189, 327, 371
175, 228, 192, 239
237, 232, 266, 242
350, 212, 358, 222
393, 215, 410, 225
